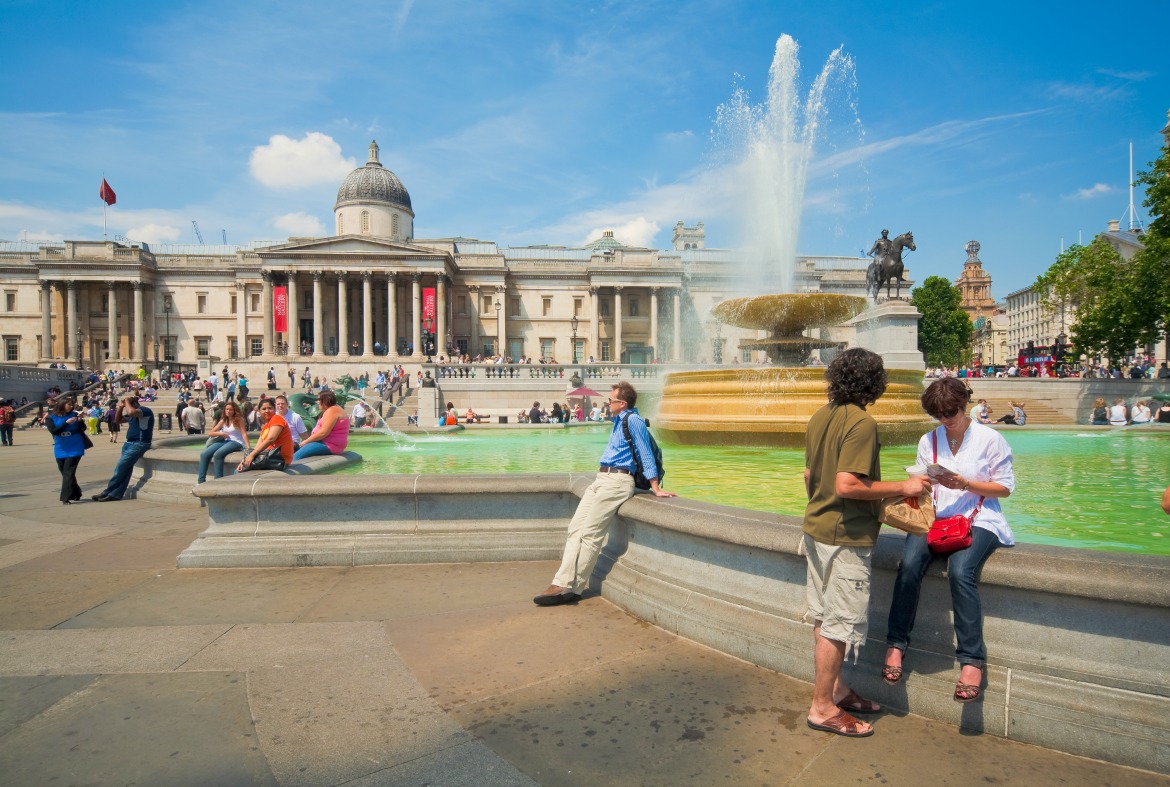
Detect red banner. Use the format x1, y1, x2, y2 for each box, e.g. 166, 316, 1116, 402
273, 285, 288, 333
99, 178, 116, 206
423, 287, 436, 326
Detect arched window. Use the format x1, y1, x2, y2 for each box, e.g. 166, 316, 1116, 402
392, 213, 399, 238
361, 211, 370, 234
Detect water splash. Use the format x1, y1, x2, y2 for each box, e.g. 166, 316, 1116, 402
714, 34, 857, 294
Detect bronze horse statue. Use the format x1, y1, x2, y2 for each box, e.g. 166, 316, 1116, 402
866, 231, 915, 302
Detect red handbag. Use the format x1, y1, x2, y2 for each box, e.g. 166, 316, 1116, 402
926, 432, 982, 554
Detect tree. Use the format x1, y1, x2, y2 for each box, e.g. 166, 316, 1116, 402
1034, 239, 1148, 363
911, 276, 972, 367
1135, 125, 1170, 346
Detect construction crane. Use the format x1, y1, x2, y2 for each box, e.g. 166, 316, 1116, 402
191, 220, 204, 244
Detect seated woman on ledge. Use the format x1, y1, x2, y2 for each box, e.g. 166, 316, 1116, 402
197, 402, 249, 483
292, 390, 349, 460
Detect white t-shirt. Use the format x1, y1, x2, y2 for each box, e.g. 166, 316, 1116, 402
918, 423, 1016, 546
282, 410, 307, 441
220, 423, 245, 445
1131, 404, 1152, 423
1109, 404, 1128, 425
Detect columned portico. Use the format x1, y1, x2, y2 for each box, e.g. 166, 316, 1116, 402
40, 282, 52, 360
496, 286, 506, 355
312, 272, 325, 357
132, 281, 145, 362
436, 275, 447, 356
337, 272, 349, 355
66, 282, 78, 362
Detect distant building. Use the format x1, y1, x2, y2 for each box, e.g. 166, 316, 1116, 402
955, 241, 996, 320
970, 304, 1009, 369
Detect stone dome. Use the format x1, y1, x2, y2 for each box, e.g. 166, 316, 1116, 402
334, 140, 413, 214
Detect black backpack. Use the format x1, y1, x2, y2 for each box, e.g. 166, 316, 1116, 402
620, 414, 665, 491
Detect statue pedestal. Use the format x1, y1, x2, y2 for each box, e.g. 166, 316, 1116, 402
847, 300, 924, 371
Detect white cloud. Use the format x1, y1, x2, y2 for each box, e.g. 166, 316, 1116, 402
1065, 183, 1116, 200
250, 132, 356, 189
126, 223, 182, 244
582, 217, 661, 248
273, 211, 326, 236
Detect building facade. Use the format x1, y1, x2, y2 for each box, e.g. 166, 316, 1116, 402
955, 240, 996, 320
0, 142, 892, 372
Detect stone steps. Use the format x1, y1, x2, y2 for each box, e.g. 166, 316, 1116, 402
981, 398, 1073, 425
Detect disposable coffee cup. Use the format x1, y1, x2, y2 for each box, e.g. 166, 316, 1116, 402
905, 464, 927, 476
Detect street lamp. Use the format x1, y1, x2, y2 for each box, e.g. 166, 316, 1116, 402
570, 315, 579, 364
423, 315, 435, 363
153, 339, 160, 372
75, 326, 83, 370
493, 299, 502, 356
163, 295, 172, 364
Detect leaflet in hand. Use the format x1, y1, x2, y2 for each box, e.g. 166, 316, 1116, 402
925, 463, 955, 480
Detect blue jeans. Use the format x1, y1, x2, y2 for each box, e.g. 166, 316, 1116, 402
101, 441, 151, 500
197, 439, 243, 483
292, 441, 333, 460
885, 526, 1001, 667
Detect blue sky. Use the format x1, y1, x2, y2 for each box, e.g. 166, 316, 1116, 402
1, 0, 1166, 297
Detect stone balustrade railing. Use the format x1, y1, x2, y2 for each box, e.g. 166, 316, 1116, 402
424, 362, 664, 381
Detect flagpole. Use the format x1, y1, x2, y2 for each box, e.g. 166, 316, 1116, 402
102, 172, 107, 239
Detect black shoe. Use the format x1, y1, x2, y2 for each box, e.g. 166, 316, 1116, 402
93, 494, 114, 502
533, 590, 582, 607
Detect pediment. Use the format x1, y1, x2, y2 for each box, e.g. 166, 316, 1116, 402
257, 235, 443, 259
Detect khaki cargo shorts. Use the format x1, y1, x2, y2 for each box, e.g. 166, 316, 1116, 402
801, 533, 873, 655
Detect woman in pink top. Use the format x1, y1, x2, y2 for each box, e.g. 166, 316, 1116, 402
292, 389, 350, 460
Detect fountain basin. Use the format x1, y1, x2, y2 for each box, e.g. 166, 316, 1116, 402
654, 367, 934, 446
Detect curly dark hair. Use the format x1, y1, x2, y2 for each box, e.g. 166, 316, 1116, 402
920, 377, 972, 419
825, 348, 887, 407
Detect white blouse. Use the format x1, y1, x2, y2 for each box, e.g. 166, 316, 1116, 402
918, 422, 1016, 546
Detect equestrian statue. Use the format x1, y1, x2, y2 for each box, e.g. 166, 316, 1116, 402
865, 229, 916, 302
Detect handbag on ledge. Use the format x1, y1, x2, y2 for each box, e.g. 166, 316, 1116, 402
926, 431, 982, 554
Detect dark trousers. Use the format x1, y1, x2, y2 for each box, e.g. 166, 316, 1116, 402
886, 527, 1001, 667
56, 455, 82, 502
0, 424, 13, 445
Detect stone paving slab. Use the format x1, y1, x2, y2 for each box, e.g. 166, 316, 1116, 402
0, 625, 232, 675
0, 569, 162, 629
0, 671, 278, 786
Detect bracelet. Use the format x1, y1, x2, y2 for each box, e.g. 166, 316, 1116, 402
961, 478, 970, 491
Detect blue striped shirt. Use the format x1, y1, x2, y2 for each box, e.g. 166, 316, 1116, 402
598, 408, 659, 481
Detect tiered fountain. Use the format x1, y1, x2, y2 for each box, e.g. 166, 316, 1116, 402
654, 36, 932, 447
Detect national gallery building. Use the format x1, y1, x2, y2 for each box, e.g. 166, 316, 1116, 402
0, 142, 878, 373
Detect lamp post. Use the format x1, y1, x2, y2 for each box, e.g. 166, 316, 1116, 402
493, 299, 502, 357
163, 295, 172, 366
570, 315, 579, 364
423, 316, 435, 363
75, 326, 83, 370
153, 339, 160, 373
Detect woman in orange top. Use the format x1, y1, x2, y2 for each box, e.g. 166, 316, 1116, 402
237, 399, 294, 472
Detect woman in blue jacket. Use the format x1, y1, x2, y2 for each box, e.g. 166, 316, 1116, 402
45, 398, 88, 504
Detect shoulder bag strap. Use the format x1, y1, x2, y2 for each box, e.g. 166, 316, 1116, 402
934, 428, 985, 517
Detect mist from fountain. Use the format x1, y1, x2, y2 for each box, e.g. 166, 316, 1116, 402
713, 34, 857, 294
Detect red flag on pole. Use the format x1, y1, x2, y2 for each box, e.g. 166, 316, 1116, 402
99, 178, 116, 206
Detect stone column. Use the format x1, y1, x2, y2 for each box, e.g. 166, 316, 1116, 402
66, 282, 79, 362
613, 286, 623, 363
437, 275, 448, 357
649, 287, 659, 362
386, 274, 398, 357
589, 287, 600, 362
411, 274, 422, 357
312, 272, 324, 357
236, 282, 247, 359
672, 289, 682, 361
41, 282, 52, 361
337, 272, 349, 355
286, 273, 299, 353
261, 271, 274, 356
496, 286, 506, 356
107, 281, 120, 361
362, 271, 374, 357
132, 281, 145, 363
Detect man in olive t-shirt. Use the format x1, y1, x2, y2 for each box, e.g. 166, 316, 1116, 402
801, 349, 930, 739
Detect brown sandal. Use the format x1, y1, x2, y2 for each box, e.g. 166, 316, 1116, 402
836, 689, 881, 714
953, 682, 980, 703
881, 664, 902, 685
806, 709, 874, 738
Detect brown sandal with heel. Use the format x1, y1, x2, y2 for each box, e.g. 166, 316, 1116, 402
954, 681, 981, 702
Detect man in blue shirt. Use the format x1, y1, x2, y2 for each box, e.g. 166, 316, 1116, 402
92, 396, 154, 502
534, 381, 675, 606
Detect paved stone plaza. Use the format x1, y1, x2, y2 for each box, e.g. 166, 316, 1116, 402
0, 427, 1166, 786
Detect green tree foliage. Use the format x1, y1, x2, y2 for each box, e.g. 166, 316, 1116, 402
1035, 239, 1147, 362
910, 276, 972, 367
1135, 131, 1170, 335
